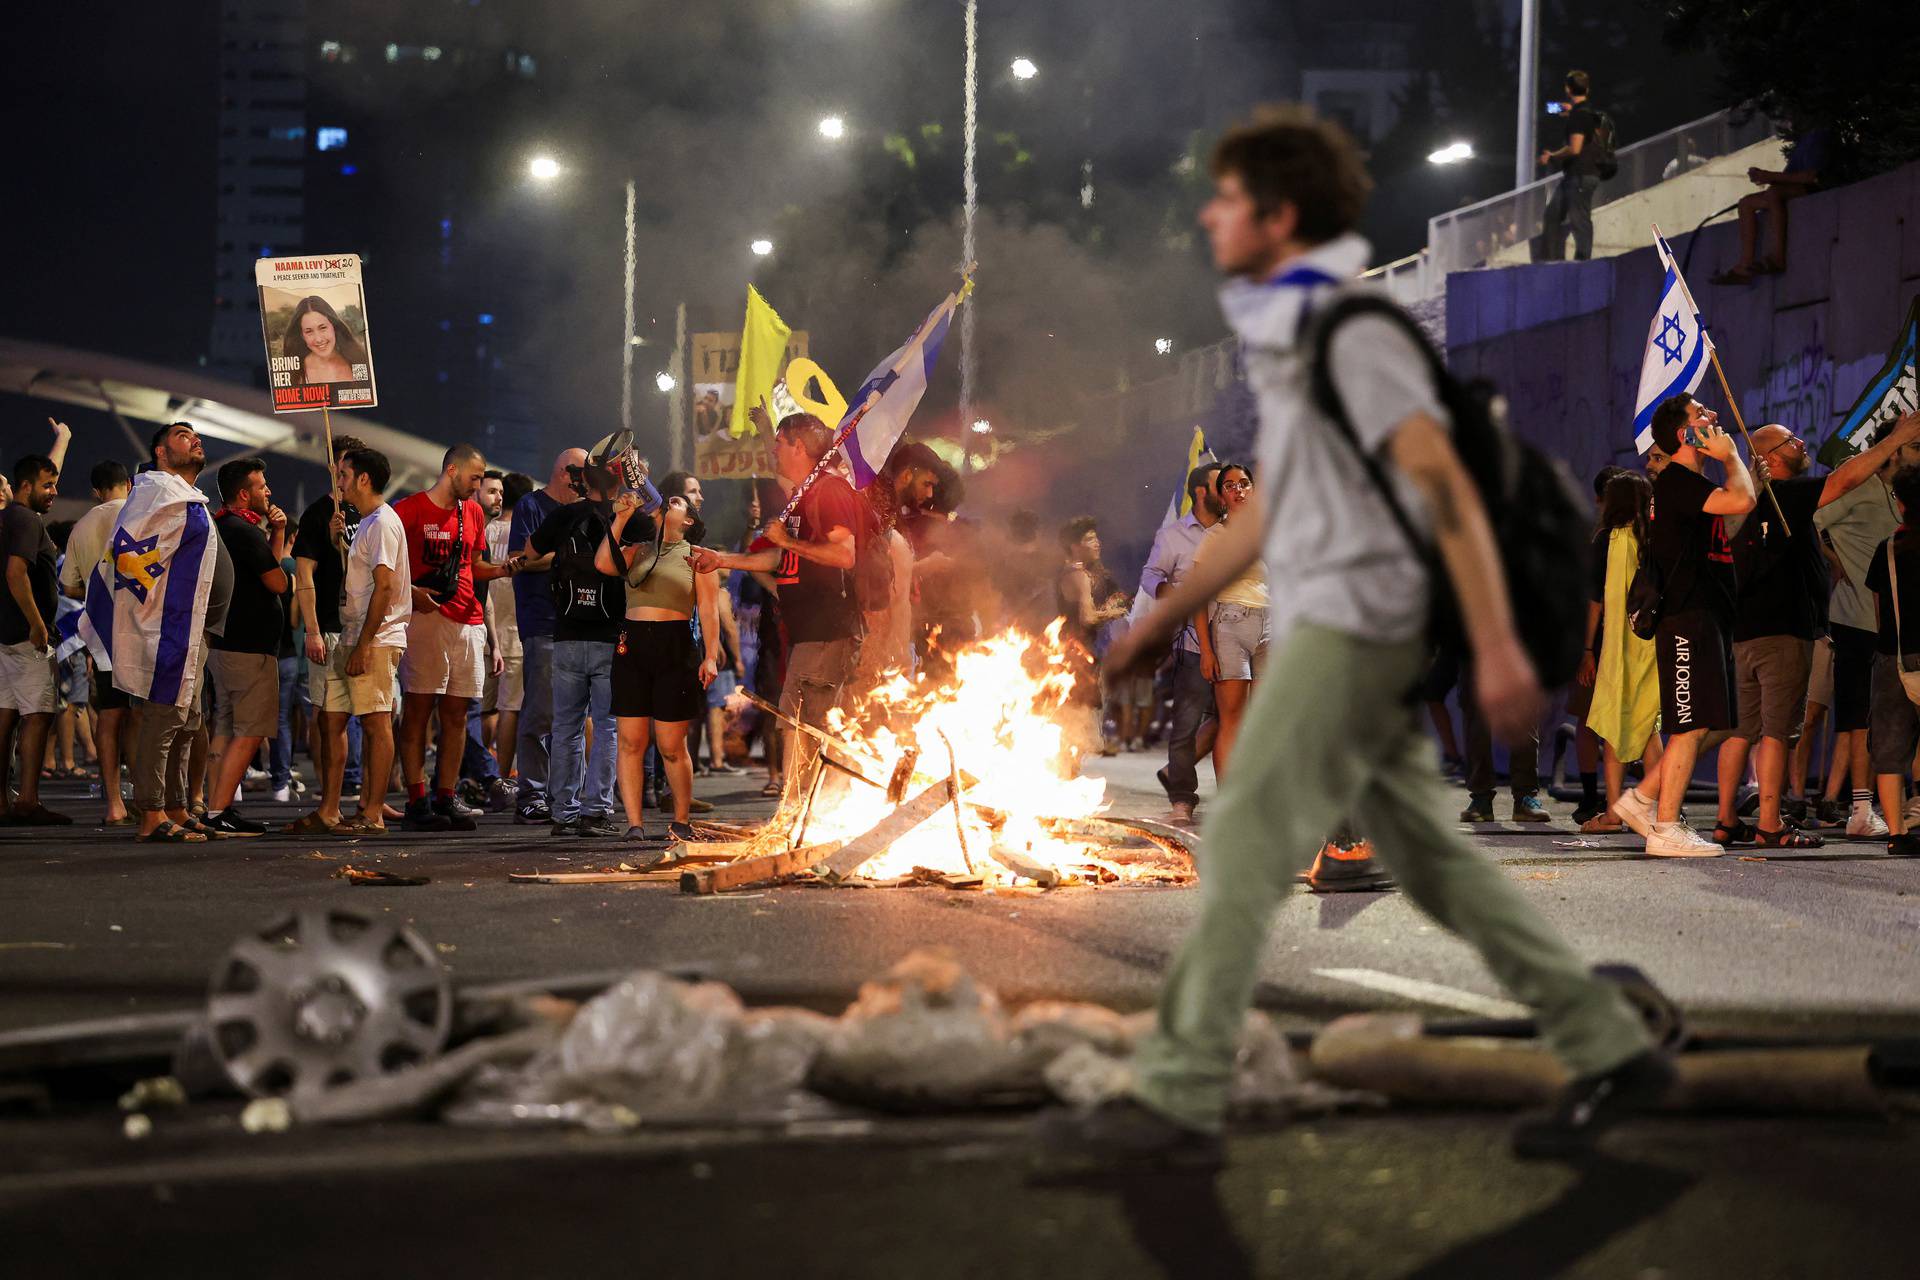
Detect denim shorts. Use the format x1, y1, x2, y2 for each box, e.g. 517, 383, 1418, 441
1208, 603, 1269, 681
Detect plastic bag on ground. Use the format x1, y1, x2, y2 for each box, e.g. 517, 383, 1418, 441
808, 948, 1033, 1109
452, 971, 836, 1128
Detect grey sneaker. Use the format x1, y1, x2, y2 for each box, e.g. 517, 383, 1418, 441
549, 818, 580, 837
574, 813, 622, 838
1512, 793, 1551, 823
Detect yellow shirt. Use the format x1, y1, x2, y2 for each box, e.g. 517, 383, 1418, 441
1195, 519, 1268, 610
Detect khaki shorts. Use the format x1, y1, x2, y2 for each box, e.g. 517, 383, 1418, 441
324, 643, 401, 716
1805, 633, 1834, 708
492, 651, 525, 713
1733, 635, 1814, 743
209, 649, 280, 738
0, 640, 56, 714
307, 631, 342, 707
399, 609, 486, 698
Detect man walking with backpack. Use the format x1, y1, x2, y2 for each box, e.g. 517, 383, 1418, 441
1042, 106, 1668, 1168
1538, 70, 1609, 261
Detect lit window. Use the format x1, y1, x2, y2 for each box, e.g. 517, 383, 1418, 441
316, 126, 348, 151
477, 313, 494, 326
384, 43, 398, 62
423, 46, 442, 61
319, 40, 341, 59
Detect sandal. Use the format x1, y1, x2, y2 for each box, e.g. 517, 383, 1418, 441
1580, 812, 1625, 834
1712, 821, 1757, 848
335, 815, 389, 835
282, 812, 346, 836
140, 821, 207, 844
759, 781, 782, 798
1754, 825, 1824, 849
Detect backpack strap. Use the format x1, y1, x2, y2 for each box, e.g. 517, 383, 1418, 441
1303, 293, 1449, 576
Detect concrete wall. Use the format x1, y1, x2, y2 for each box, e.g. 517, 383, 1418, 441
1448, 156, 1920, 481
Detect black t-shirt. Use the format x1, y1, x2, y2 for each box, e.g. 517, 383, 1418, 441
1864, 533, 1920, 656
773, 474, 863, 644
1563, 104, 1599, 177
210, 512, 284, 654
1732, 476, 1827, 642
1650, 464, 1737, 623
529, 501, 622, 644
292, 495, 361, 635
0, 504, 57, 646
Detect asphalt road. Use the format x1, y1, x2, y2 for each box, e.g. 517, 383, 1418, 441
4, 753, 1918, 1041
6, 753, 1919, 1277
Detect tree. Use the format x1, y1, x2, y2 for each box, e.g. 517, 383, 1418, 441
1654, 0, 1920, 182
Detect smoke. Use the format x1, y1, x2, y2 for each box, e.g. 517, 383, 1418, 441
318, 0, 1231, 473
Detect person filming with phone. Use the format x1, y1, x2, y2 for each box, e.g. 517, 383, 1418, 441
1538, 69, 1602, 261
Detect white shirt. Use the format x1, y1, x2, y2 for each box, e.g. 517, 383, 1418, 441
1134, 512, 1210, 653
341, 503, 411, 649
484, 514, 521, 658
61, 497, 126, 600
1221, 233, 1449, 645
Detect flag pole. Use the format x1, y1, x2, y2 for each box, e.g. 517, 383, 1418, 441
1653, 223, 1788, 532
772, 273, 973, 524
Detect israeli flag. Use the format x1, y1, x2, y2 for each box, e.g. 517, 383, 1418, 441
1633, 230, 1714, 454
77, 470, 218, 708
839, 286, 966, 488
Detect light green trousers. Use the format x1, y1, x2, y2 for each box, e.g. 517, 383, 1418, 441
1133, 624, 1652, 1133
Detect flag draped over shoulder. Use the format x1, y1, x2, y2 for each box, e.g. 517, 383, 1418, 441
78, 471, 218, 708
1633, 231, 1713, 454
838, 284, 969, 489
728, 285, 793, 439
1818, 296, 1920, 466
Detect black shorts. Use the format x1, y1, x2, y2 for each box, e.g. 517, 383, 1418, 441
1829, 624, 1876, 733
91, 662, 131, 711
1656, 610, 1735, 735
611, 620, 704, 723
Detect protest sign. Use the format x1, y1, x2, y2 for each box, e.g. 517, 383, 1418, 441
255, 254, 377, 413
692, 328, 808, 480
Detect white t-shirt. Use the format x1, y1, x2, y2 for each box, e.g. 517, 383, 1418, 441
341, 503, 411, 649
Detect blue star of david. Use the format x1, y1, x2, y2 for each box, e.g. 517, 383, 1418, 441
1656, 312, 1686, 365
111, 527, 166, 604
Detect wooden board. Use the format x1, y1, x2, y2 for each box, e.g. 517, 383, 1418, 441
680, 842, 844, 895
816, 779, 957, 879
508, 850, 744, 885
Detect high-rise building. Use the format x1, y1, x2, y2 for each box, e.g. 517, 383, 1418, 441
209, 0, 308, 382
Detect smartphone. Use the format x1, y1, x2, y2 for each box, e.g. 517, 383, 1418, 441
1546, 101, 1565, 116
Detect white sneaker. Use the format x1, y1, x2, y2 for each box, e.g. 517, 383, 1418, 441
272, 785, 292, 803
1611, 787, 1656, 839
1646, 822, 1725, 858
1901, 796, 1920, 830
1847, 803, 1890, 839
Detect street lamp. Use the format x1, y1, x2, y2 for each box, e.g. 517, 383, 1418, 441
1154, 337, 1174, 356
817, 115, 846, 140
970, 418, 993, 435
750, 238, 775, 257
528, 154, 561, 181
1010, 56, 1037, 80
1427, 141, 1475, 165
655, 372, 676, 394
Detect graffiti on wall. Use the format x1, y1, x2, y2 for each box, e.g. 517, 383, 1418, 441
1747, 339, 1835, 434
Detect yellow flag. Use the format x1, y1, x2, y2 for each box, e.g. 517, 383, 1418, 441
729, 285, 793, 439
1176, 426, 1208, 517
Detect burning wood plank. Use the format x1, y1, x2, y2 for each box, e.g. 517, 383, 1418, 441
680, 843, 844, 895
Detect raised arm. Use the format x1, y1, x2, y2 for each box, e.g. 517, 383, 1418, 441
1696, 427, 1757, 516
1821, 411, 1920, 507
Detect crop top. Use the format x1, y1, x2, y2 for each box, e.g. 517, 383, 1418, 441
623, 536, 696, 614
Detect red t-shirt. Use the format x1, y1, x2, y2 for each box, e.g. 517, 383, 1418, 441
772, 474, 863, 644
392, 491, 486, 625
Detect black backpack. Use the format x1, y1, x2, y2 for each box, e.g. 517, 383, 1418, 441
547, 506, 623, 627
1589, 108, 1620, 180
1307, 294, 1593, 689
